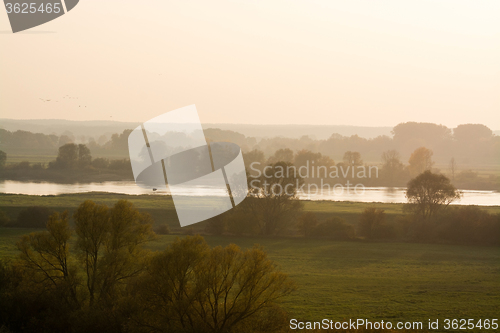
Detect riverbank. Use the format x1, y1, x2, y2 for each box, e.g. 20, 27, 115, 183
1, 192, 499, 232
1, 180, 499, 206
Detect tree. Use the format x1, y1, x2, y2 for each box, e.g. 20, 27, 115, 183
342, 151, 363, 167
454, 124, 492, 142
51, 143, 92, 169
380, 150, 406, 186
267, 148, 294, 164
53, 143, 78, 169
408, 147, 433, 177
73, 200, 154, 306
78, 144, 92, 168
73, 200, 109, 306
0, 150, 6, 169
405, 171, 461, 220
294, 150, 335, 178
16, 212, 79, 305
243, 149, 265, 176
245, 162, 304, 236
127, 235, 295, 333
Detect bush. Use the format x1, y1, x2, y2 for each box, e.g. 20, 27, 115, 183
358, 208, 396, 240
155, 224, 170, 235
184, 226, 195, 235
436, 206, 500, 245
312, 217, 355, 240
15, 206, 55, 228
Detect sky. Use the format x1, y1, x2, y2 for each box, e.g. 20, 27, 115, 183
1, 0, 499, 129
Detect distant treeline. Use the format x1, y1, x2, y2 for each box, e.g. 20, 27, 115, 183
1, 122, 498, 164
0, 122, 498, 188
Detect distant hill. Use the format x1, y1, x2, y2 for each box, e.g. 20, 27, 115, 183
203, 124, 393, 139
0, 119, 392, 140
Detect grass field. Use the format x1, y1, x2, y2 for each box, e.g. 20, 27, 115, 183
1, 193, 499, 328
1, 228, 499, 326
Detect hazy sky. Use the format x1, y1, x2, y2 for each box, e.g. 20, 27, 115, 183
1, 0, 499, 128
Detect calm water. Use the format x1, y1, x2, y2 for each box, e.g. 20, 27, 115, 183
1, 181, 499, 206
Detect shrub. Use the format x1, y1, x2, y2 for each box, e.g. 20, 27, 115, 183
312, 217, 355, 240
15, 206, 55, 228
155, 224, 170, 235
358, 208, 396, 240
436, 206, 500, 245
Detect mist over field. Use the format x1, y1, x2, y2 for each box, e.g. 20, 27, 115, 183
1, 0, 499, 332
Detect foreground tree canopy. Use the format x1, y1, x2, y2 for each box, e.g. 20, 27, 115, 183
0, 200, 295, 333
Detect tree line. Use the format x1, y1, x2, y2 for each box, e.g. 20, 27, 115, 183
1, 121, 498, 165
204, 168, 499, 246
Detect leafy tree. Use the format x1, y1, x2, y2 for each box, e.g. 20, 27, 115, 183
380, 150, 406, 186
243, 149, 266, 175
126, 235, 295, 333
77, 144, 92, 168
245, 162, 304, 236
405, 171, 461, 220
50, 143, 92, 169
52, 143, 78, 169
0, 150, 6, 169
392, 122, 452, 148
342, 151, 363, 167
267, 148, 294, 164
454, 124, 492, 142
107, 129, 133, 151
294, 150, 335, 178
408, 147, 434, 177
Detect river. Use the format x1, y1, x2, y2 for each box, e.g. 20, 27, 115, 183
0, 181, 498, 206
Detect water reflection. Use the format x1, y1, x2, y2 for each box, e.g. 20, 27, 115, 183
0, 181, 498, 206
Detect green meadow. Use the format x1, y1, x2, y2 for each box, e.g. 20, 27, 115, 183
1, 193, 499, 326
